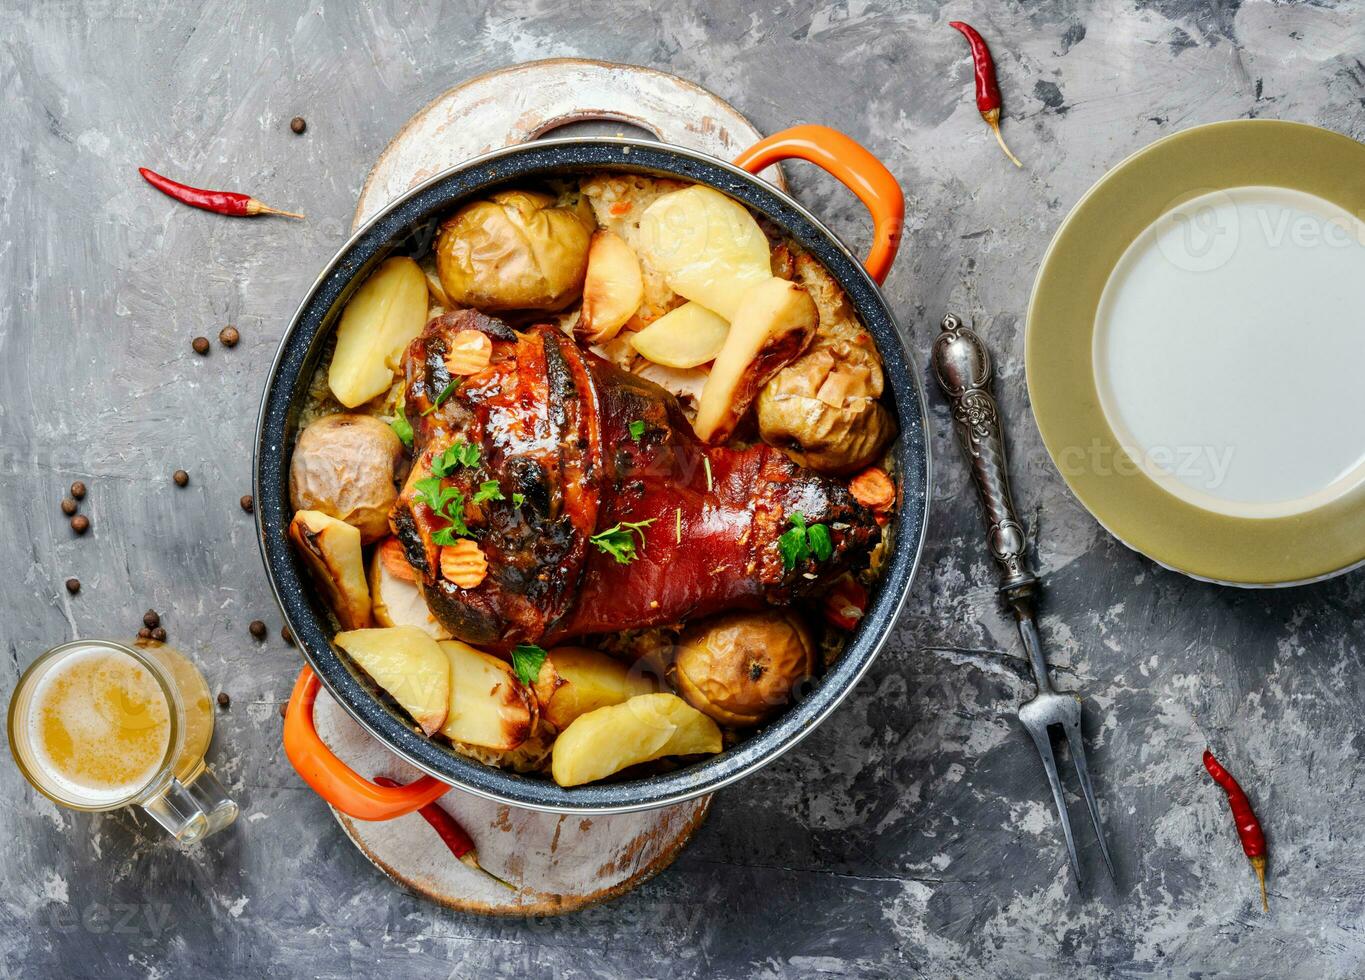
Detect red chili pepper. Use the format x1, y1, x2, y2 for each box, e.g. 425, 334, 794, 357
373, 776, 515, 890
139, 167, 304, 219
948, 21, 1022, 168
1202, 749, 1268, 911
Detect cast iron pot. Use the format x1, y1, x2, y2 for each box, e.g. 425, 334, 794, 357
256, 125, 930, 816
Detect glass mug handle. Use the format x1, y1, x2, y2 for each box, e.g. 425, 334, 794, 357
139, 763, 239, 844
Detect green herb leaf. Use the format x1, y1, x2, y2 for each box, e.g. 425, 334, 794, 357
628, 419, 646, 442
589, 518, 657, 565
511, 643, 548, 687
512, 492, 526, 508
778, 512, 833, 570
430, 526, 461, 547
806, 522, 833, 562
413, 476, 445, 509
430, 441, 481, 477
472, 480, 504, 505
778, 525, 808, 570
422, 378, 460, 416
390, 414, 414, 448
414, 477, 469, 538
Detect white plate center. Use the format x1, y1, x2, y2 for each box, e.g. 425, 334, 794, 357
1094, 186, 1365, 518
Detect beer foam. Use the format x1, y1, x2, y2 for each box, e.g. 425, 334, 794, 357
26, 645, 171, 804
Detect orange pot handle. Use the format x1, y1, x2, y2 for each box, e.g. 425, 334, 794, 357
283, 666, 449, 821
733, 124, 904, 285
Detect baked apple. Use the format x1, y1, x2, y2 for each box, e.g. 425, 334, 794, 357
673, 610, 815, 727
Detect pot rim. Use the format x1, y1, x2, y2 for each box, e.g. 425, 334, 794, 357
255, 136, 931, 814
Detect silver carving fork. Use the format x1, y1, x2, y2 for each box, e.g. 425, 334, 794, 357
932, 313, 1115, 888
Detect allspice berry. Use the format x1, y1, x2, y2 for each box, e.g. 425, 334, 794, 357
290, 116, 307, 134
173, 470, 189, 487
143, 609, 160, 629
240, 494, 254, 513
70, 481, 87, 500
137, 627, 153, 640
281, 625, 295, 647
218, 325, 240, 347
216, 692, 231, 708
70, 515, 90, 535
249, 620, 268, 641
61, 498, 77, 516
65, 578, 81, 594
192, 337, 210, 355
150, 626, 167, 642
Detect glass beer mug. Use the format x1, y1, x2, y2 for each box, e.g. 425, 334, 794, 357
8, 639, 238, 843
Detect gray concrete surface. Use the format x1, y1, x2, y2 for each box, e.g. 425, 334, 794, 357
3, 1, 1364, 977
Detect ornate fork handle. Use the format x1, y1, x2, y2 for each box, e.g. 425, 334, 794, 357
931, 313, 1039, 610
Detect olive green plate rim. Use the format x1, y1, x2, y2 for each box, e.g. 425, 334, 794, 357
1026, 119, 1365, 587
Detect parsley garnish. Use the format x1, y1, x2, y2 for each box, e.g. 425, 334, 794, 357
511, 644, 548, 686
390, 413, 413, 448
430, 441, 480, 477
421, 378, 460, 415
414, 476, 470, 539
589, 518, 657, 564
778, 512, 833, 570
512, 492, 526, 508
472, 480, 503, 505
628, 419, 646, 442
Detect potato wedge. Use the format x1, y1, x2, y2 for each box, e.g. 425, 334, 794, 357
629, 301, 729, 369
334, 627, 449, 736
693, 278, 818, 442
532, 646, 657, 731
288, 510, 371, 630
438, 640, 536, 751
367, 546, 449, 638
550, 693, 722, 787
578, 230, 644, 343
636, 186, 771, 319
329, 256, 429, 408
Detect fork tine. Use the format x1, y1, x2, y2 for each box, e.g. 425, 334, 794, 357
1023, 722, 1082, 885
1062, 716, 1117, 884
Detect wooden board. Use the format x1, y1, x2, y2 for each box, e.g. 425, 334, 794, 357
315, 690, 710, 916
354, 57, 783, 227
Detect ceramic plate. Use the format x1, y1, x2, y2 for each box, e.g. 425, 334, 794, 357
1027, 120, 1365, 585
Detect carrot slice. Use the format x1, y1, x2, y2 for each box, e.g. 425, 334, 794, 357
849, 466, 895, 511
440, 539, 488, 589
378, 537, 418, 582
443, 330, 493, 376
